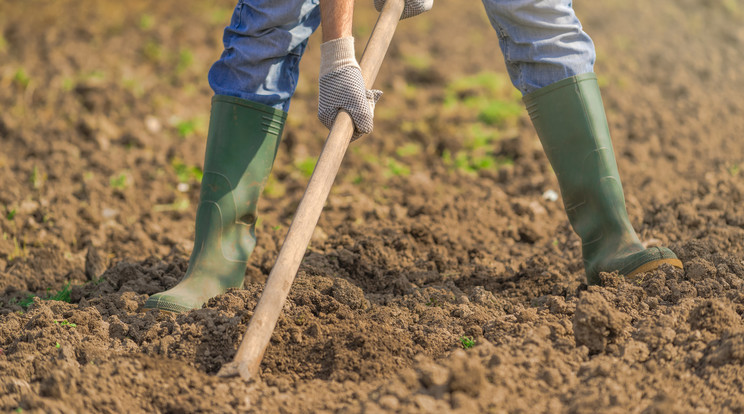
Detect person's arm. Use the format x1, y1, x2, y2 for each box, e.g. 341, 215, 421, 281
317, 0, 382, 140
316, 0, 434, 139
320, 0, 354, 42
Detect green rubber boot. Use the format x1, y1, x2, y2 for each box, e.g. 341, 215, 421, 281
145, 96, 286, 312
523, 73, 683, 285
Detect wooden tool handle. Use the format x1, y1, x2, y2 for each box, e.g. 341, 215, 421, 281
218, 0, 405, 381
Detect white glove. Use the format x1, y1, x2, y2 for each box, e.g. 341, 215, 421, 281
374, 0, 433, 19
318, 37, 382, 140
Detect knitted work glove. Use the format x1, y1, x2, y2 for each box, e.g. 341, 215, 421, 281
374, 0, 433, 19
318, 37, 382, 141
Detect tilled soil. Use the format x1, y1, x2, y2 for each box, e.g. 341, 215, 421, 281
2, 0, 744, 412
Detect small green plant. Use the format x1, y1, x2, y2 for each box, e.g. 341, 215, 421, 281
171, 159, 203, 183
6, 208, 16, 220
729, 163, 740, 176
152, 197, 190, 213
61, 78, 75, 92
142, 39, 162, 62
138, 14, 155, 30
109, 172, 129, 190
176, 49, 194, 74
403, 54, 432, 71
477, 100, 523, 126
54, 320, 77, 328
459, 336, 476, 349
175, 119, 198, 138
14, 282, 72, 310
262, 175, 285, 197
295, 157, 317, 178
443, 72, 522, 128
18, 294, 35, 309
55, 342, 61, 349
13, 68, 30, 88
46, 282, 72, 303
30, 165, 44, 189
8, 238, 28, 261
442, 149, 513, 174
395, 142, 422, 158
384, 158, 411, 177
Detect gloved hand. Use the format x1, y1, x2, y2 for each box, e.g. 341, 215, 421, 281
374, 0, 433, 19
318, 37, 382, 141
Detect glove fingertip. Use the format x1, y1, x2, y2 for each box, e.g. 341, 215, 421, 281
367, 89, 383, 103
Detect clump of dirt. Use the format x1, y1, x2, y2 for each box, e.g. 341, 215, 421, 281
2, 0, 744, 411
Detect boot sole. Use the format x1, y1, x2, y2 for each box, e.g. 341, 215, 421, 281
625, 258, 684, 280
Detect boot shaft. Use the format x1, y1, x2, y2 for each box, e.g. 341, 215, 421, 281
195, 96, 286, 263
523, 74, 642, 281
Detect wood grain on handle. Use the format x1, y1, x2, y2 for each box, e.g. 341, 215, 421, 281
217, 0, 405, 381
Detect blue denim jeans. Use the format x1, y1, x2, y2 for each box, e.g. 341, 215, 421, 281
208, 0, 595, 112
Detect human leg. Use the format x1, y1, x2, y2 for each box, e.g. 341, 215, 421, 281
480, 0, 595, 95
145, 0, 320, 312
482, 0, 682, 284
208, 0, 321, 112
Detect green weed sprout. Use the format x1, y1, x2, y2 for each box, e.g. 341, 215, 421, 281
13, 69, 30, 88
46, 282, 72, 303
18, 294, 35, 309
53, 320, 77, 328
459, 336, 476, 349
295, 157, 317, 178
138, 14, 155, 30
30, 165, 44, 189
109, 173, 129, 190
175, 119, 198, 138
171, 158, 203, 183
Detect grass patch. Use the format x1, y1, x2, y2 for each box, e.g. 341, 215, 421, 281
384, 158, 410, 177
444, 72, 522, 127
10, 282, 73, 310
171, 158, 203, 183
176, 120, 196, 138
477, 100, 523, 126
442, 149, 513, 174
176, 50, 194, 74
395, 142, 422, 158
295, 157, 317, 178
262, 175, 286, 198
403, 54, 432, 71
152, 197, 190, 213
138, 14, 155, 30
46, 282, 72, 303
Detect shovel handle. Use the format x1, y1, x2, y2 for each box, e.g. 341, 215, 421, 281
218, 0, 405, 381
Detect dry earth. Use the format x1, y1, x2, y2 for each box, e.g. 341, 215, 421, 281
1, 0, 744, 412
